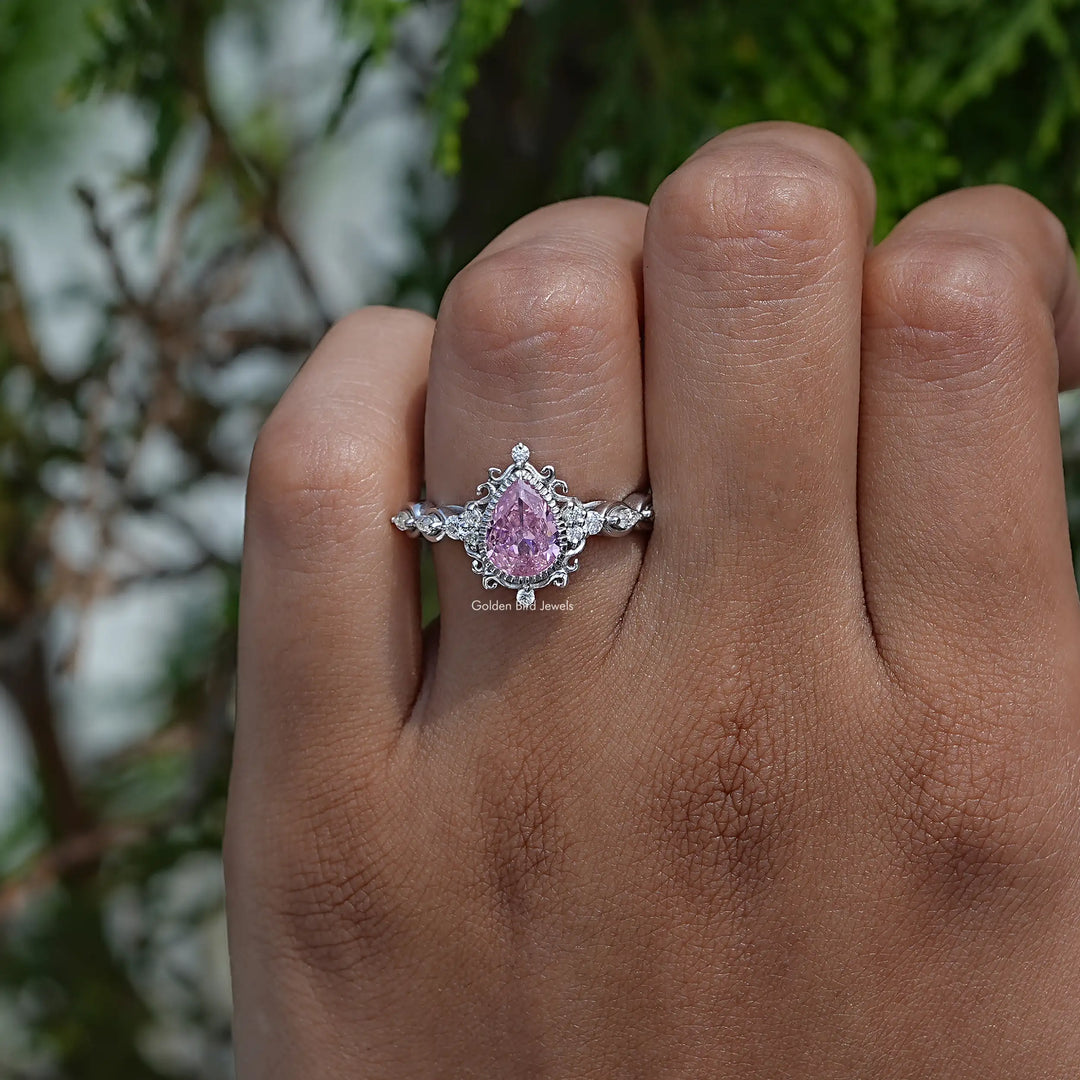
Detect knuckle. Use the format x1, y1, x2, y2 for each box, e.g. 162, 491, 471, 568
236, 791, 406, 976
319, 303, 428, 351
729, 121, 874, 193
438, 242, 629, 382
245, 304, 427, 551
275, 850, 394, 975
471, 733, 571, 922
865, 234, 1050, 384
247, 401, 387, 553
878, 694, 1075, 912
976, 185, 1070, 256
645, 672, 798, 905
649, 142, 858, 280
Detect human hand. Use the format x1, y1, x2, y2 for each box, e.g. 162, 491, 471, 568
227, 122, 1080, 1078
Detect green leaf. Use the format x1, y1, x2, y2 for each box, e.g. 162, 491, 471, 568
432, 0, 524, 174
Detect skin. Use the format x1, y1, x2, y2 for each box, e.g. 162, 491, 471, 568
226, 122, 1080, 1078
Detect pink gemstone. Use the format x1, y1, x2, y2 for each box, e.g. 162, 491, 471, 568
486, 478, 561, 577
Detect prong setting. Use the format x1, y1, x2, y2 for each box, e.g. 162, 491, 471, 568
390, 443, 652, 606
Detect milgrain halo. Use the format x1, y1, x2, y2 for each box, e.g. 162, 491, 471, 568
392, 442, 653, 609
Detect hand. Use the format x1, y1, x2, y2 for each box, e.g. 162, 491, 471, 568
226, 122, 1080, 1078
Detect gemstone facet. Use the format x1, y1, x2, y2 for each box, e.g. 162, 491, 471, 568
486, 478, 560, 577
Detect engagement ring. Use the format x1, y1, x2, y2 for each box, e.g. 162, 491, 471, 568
392, 443, 652, 608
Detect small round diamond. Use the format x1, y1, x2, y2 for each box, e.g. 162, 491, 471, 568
392, 510, 413, 531
511, 442, 530, 465
563, 502, 586, 526
445, 510, 481, 543
584, 510, 604, 536
419, 514, 443, 537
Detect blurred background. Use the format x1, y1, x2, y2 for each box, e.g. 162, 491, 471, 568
2, 0, 1080, 1075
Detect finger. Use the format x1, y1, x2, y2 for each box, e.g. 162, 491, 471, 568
859, 185, 1080, 674
424, 197, 648, 680
1052, 241, 1080, 392
238, 306, 432, 776
637, 122, 876, 648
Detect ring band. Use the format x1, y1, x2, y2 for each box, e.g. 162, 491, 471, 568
392, 442, 652, 608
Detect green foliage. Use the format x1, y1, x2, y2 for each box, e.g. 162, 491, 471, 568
456, 0, 1080, 238
339, 0, 410, 54
0, 0, 93, 175
3, 887, 168, 1078
326, 0, 413, 137
71, 0, 227, 179
430, 0, 523, 173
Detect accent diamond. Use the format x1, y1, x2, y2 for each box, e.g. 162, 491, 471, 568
418, 513, 442, 537
584, 510, 604, 536
445, 509, 481, 543
563, 503, 586, 526
607, 505, 639, 531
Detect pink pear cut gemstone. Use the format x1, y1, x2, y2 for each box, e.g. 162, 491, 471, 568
486, 478, 561, 577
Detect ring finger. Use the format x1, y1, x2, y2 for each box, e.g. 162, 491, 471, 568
424, 197, 649, 692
